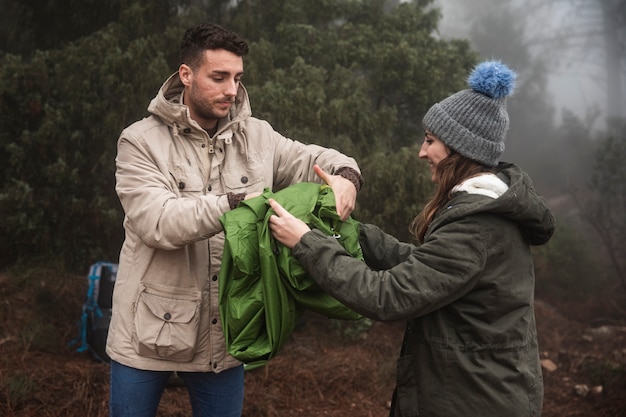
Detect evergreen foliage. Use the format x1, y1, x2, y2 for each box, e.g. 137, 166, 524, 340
575, 122, 626, 291
355, 146, 434, 242
0, 0, 476, 271
0, 3, 185, 269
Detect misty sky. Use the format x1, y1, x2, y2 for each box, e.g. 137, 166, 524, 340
434, 0, 616, 131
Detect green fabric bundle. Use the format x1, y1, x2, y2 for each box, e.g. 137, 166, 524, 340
219, 182, 363, 370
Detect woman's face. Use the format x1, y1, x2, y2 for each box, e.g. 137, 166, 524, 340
419, 131, 450, 183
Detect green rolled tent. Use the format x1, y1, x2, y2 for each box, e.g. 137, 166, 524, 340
219, 182, 363, 370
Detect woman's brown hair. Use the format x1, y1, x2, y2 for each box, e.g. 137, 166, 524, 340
410, 151, 494, 243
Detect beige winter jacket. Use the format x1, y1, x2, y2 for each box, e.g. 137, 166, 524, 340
106, 72, 361, 372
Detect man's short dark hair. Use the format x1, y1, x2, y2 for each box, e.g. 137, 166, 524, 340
180, 23, 249, 69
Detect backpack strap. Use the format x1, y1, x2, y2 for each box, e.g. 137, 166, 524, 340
69, 261, 117, 354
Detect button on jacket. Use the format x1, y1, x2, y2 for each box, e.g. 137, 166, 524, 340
106, 72, 361, 372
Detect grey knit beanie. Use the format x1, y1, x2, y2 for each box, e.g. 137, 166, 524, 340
423, 60, 517, 167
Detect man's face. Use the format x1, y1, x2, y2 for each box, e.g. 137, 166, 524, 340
179, 49, 244, 129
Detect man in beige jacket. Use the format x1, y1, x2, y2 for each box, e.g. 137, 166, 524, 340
107, 22, 362, 417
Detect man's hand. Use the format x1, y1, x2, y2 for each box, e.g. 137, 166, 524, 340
244, 191, 262, 200
314, 165, 357, 221
268, 199, 311, 249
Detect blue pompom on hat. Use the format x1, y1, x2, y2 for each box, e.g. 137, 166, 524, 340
422, 60, 517, 166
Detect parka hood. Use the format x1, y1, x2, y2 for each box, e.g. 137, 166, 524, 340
433, 163, 556, 246
146, 72, 252, 131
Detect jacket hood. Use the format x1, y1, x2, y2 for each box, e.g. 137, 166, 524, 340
147, 72, 252, 131
434, 163, 556, 246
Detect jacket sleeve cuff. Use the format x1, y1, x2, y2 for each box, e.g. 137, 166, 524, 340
293, 229, 330, 258
334, 167, 364, 192
227, 192, 246, 210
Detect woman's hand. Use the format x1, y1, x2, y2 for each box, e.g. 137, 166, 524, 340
268, 198, 311, 249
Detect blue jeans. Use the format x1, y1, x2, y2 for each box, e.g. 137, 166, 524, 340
109, 360, 244, 417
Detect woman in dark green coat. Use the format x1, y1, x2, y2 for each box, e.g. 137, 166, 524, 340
268, 61, 555, 417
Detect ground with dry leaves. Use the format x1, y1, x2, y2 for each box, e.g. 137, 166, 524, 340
0, 269, 624, 417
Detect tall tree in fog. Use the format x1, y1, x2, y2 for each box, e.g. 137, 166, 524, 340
573, 123, 626, 291
467, 4, 556, 178
598, 0, 626, 124
434, 0, 559, 192
438, 0, 626, 126
434, 0, 626, 194
555, 0, 626, 126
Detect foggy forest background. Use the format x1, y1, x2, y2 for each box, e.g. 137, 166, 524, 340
0, 0, 625, 304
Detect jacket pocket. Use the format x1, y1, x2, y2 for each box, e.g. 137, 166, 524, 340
394, 354, 420, 416
169, 167, 205, 197
133, 284, 201, 362
221, 149, 265, 191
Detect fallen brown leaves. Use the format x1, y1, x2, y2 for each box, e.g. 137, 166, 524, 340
0, 271, 624, 417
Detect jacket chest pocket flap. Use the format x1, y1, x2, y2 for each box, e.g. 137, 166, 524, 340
220, 149, 265, 191
169, 162, 205, 196
133, 287, 201, 362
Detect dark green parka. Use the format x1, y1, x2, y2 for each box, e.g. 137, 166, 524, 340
291, 163, 556, 417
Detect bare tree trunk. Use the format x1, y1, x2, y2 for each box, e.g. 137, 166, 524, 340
600, 0, 625, 127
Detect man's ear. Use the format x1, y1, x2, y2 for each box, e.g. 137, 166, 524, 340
179, 64, 192, 87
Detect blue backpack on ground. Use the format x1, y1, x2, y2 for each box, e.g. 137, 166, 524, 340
70, 261, 118, 362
